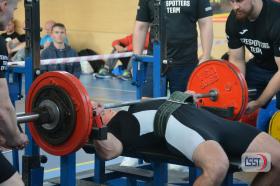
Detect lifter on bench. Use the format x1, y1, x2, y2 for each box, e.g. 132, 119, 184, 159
91, 91, 280, 186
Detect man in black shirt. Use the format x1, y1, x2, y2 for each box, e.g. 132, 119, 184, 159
92, 99, 280, 186
226, 0, 280, 114
1, 20, 26, 61
1, 20, 21, 41
0, 0, 29, 185
133, 0, 213, 97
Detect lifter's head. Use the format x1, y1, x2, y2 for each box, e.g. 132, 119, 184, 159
91, 101, 117, 125
0, 0, 19, 31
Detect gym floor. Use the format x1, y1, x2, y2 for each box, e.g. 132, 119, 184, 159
3, 74, 254, 185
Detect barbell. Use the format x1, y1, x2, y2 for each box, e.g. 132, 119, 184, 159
17, 60, 256, 156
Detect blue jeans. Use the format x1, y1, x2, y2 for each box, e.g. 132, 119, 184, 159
142, 62, 198, 97
245, 60, 280, 109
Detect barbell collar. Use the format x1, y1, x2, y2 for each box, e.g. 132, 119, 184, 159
196, 89, 218, 101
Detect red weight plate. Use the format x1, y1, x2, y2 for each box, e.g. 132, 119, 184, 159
239, 109, 259, 127
187, 60, 248, 120
26, 71, 93, 156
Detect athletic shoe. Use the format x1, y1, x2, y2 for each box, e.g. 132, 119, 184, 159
120, 157, 139, 167
120, 70, 132, 81
95, 68, 111, 79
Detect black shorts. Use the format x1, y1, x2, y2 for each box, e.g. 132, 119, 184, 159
170, 104, 261, 161
0, 152, 16, 183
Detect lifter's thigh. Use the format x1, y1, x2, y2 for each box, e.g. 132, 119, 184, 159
192, 140, 229, 178
245, 132, 280, 168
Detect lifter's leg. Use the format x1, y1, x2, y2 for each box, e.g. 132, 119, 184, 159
192, 140, 229, 186
245, 132, 280, 186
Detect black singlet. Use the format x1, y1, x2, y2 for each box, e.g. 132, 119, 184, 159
107, 100, 261, 161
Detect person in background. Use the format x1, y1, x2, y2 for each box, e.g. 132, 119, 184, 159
40, 23, 81, 78
40, 20, 55, 49
40, 20, 69, 49
1, 19, 25, 61
96, 32, 150, 80
133, 0, 213, 97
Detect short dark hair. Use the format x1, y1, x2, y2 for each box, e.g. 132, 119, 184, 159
51, 23, 66, 31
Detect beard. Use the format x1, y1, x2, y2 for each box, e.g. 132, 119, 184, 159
234, 5, 254, 22
235, 11, 249, 22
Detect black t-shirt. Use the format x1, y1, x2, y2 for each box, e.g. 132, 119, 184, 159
136, 0, 213, 65
1, 32, 25, 43
226, 0, 280, 71
0, 36, 9, 78
17, 34, 26, 43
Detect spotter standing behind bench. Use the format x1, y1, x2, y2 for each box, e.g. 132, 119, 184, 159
92, 92, 280, 186
226, 0, 280, 113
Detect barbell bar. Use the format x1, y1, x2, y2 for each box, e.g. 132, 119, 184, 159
17, 113, 40, 124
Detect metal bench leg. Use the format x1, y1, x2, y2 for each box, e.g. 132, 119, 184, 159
152, 162, 168, 186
